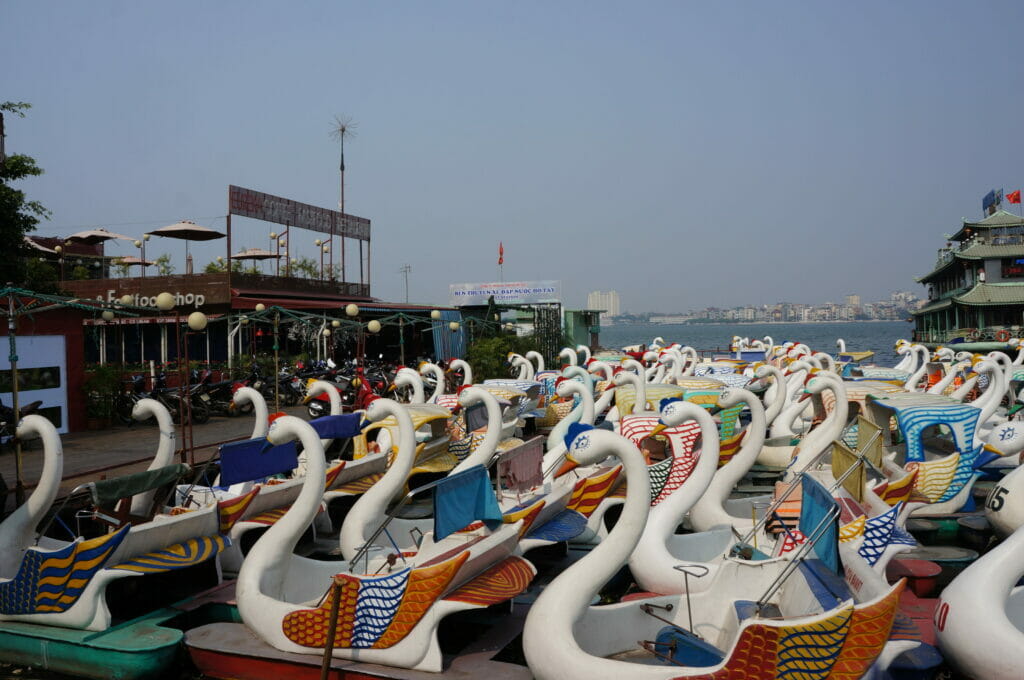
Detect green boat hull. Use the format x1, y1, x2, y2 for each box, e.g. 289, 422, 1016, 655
0, 597, 242, 679
0, 613, 181, 680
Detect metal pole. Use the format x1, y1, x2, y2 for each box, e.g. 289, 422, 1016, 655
399, 316, 405, 366
320, 579, 341, 679
274, 311, 280, 412
7, 295, 24, 506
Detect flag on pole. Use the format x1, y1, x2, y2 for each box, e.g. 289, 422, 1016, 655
498, 242, 504, 265
1009, 190, 1022, 204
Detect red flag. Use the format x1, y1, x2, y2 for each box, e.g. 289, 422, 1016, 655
498, 242, 504, 265
1009, 190, 1021, 204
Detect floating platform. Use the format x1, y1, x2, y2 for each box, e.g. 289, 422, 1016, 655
0, 580, 240, 680
187, 611, 533, 680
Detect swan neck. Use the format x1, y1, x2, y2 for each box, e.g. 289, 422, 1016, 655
238, 418, 326, 600
340, 402, 417, 560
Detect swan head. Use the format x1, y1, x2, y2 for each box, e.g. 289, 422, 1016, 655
266, 414, 323, 450
612, 370, 637, 388
555, 424, 611, 476
555, 378, 583, 399
232, 385, 255, 407
457, 385, 493, 410
362, 397, 405, 427
801, 370, 840, 400
131, 397, 162, 422
657, 398, 714, 432
302, 379, 334, 403
717, 387, 755, 412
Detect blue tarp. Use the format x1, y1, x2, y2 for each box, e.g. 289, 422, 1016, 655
799, 476, 839, 574
310, 413, 363, 439
218, 438, 299, 486
432, 465, 503, 540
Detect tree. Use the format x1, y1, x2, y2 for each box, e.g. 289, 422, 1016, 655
292, 256, 320, 279
0, 102, 50, 286
154, 253, 175, 275
112, 257, 132, 278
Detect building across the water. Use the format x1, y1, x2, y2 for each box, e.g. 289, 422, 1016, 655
913, 209, 1024, 346
587, 290, 621, 318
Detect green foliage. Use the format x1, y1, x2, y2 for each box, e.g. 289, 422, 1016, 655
204, 258, 247, 273
292, 256, 320, 279
154, 253, 174, 275
22, 258, 60, 293
1, 102, 50, 286
465, 333, 541, 381
113, 258, 132, 277
83, 364, 122, 418
70, 265, 90, 280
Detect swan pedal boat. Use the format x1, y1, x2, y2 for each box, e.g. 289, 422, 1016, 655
188, 410, 539, 674
0, 415, 248, 679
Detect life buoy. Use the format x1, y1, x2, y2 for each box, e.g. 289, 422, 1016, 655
966, 328, 980, 341
996, 329, 1012, 342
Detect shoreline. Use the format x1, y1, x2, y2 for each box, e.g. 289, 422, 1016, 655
603, 319, 911, 327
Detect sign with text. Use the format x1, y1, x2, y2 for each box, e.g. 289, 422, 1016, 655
229, 185, 371, 241
449, 280, 561, 306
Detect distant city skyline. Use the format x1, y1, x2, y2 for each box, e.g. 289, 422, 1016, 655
595, 289, 919, 318
5, 3, 1024, 311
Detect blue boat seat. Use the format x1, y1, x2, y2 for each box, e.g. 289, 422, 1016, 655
653, 626, 725, 667
734, 600, 782, 622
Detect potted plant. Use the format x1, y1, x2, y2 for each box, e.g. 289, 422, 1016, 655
83, 365, 122, 429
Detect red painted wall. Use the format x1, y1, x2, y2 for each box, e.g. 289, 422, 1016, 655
0, 309, 86, 432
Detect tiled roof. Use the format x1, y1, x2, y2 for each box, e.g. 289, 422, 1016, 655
912, 298, 952, 316
917, 242, 1024, 282
954, 283, 1024, 305
963, 210, 1024, 229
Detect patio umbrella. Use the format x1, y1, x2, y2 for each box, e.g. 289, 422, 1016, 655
23, 236, 56, 254
231, 247, 278, 274
65, 227, 135, 245
231, 247, 277, 260
147, 220, 226, 274
115, 255, 155, 267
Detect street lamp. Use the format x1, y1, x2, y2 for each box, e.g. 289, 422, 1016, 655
133, 234, 150, 278
54, 245, 64, 282
156, 291, 207, 464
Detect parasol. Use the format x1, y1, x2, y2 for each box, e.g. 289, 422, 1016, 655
147, 221, 226, 274
231, 247, 277, 260
114, 255, 154, 267
65, 228, 135, 245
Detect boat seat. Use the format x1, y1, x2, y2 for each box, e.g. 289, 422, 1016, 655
734, 599, 783, 621
652, 626, 725, 667
87, 463, 191, 529
797, 559, 851, 610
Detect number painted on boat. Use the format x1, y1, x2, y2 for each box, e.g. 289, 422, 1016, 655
987, 486, 1009, 512
935, 601, 950, 632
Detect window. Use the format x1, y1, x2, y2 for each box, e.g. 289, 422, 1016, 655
1002, 258, 1024, 278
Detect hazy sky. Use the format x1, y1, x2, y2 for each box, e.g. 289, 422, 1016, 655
5, 1, 1024, 313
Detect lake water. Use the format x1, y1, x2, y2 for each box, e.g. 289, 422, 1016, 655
598, 320, 914, 367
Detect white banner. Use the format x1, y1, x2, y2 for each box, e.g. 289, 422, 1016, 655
450, 280, 561, 306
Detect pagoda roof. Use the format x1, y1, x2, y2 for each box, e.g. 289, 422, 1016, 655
913, 297, 953, 315
916, 241, 1024, 283
951, 210, 1024, 240
912, 282, 1024, 316
953, 282, 1024, 306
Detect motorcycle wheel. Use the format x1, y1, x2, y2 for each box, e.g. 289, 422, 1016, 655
307, 403, 324, 419
114, 395, 135, 425
282, 390, 299, 407
189, 402, 211, 425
